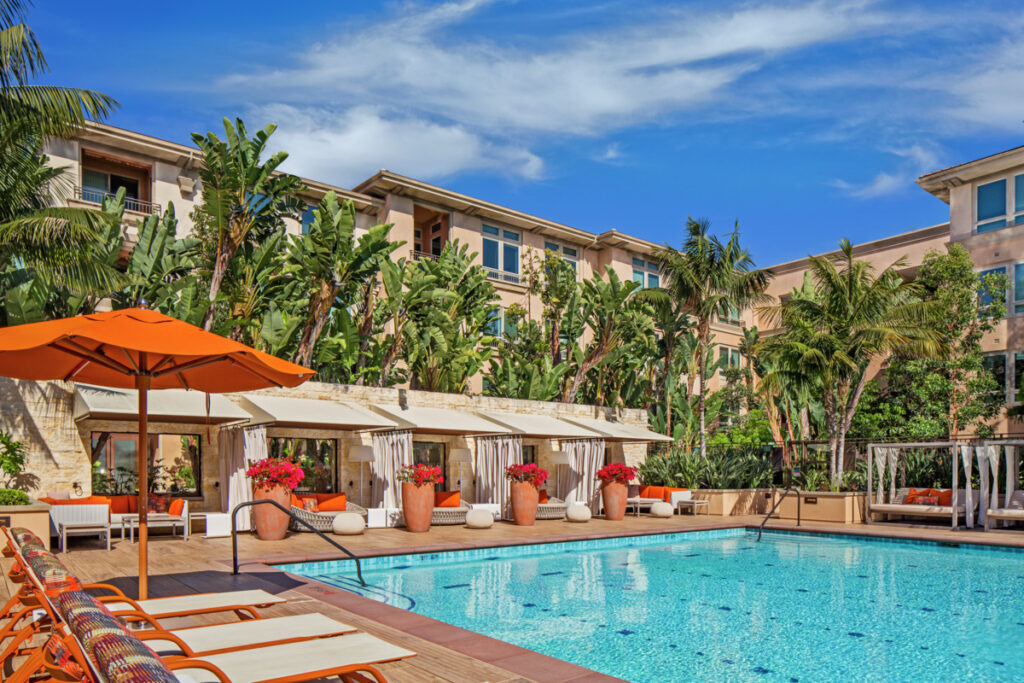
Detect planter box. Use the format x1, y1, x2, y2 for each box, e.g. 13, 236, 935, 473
0, 500, 52, 549
690, 489, 772, 516
773, 491, 866, 524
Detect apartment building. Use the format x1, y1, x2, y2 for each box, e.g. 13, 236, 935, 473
43, 122, 752, 392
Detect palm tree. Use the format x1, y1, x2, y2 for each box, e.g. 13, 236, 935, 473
656, 218, 772, 457
286, 192, 397, 366
635, 288, 691, 436
761, 240, 942, 484
192, 118, 303, 330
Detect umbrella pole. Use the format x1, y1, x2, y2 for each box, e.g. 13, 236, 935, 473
137, 371, 150, 600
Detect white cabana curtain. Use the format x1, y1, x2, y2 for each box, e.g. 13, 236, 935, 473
371, 430, 413, 508
218, 424, 267, 531
960, 444, 974, 528
474, 435, 522, 517
976, 445, 999, 527
560, 439, 606, 512
873, 447, 898, 503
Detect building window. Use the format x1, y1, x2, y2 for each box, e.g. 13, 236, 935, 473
719, 346, 741, 378
720, 304, 742, 326
984, 352, 1008, 404
413, 441, 448, 490
482, 225, 520, 284
632, 256, 660, 288
267, 437, 337, 493
544, 241, 579, 272
1014, 351, 1024, 404
522, 445, 536, 466
301, 204, 315, 234
975, 174, 1024, 234
978, 266, 1008, 310
90, 432, 201, 496
1014, 264, 1024, 315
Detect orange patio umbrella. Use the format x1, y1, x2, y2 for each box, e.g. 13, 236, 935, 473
0, 308, 314, 598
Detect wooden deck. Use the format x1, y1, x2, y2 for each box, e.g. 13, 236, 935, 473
5, 513, 1024, 682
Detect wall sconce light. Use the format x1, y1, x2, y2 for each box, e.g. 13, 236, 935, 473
72, 482, 83, 497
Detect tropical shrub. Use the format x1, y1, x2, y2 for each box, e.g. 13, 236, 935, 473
639, 448, 775, 489
0, 430, 27, 488
0, 488, 30, 505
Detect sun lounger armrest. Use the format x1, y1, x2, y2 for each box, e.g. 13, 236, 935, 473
165, 658, 232, 682
83, 582, 129, 598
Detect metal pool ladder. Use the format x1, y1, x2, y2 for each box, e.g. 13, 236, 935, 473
757, 486, 800, 541
230, 499, 367, 586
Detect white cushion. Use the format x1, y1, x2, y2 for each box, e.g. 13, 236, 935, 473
650, 501, 673, 518
566, 504, 591, 522
331, 512, 365, 535
465, 508, 494, 529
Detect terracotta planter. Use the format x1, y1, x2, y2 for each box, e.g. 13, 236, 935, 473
602, 481, 627, 521
252, 484, 291, 541
402, 482, 434, 532
510, 481, 539, 526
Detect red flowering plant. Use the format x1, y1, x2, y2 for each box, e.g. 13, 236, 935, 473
246, 458, 305, 490
504, 463, 549, 488
397, 463, 444, 486
596, 462, 638, 485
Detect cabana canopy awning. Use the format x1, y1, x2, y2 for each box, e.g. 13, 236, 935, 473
237, 395, 398, 430
476, 410, 601, 439
371, 404, 513, 435
73, 384, 251, 424
561, 416, 673, 443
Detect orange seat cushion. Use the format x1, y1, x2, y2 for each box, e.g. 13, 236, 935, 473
290, 494, 303, 509
109, 496, 131, 514
434, 491, 460, 508
538, 490, 549, 504
663, 487, 687, 502
934, 489, 953, 506
639, 486, 665, 501
168, 499, 185, 517
317, 494, 347, 512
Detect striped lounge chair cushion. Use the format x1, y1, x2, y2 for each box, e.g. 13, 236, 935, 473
12, 527, 45, 549
26, 551, 82, 594
54, 590, 129, 659
91, 632, 179, 683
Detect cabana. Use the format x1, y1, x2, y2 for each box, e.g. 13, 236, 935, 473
980, 440, 1023, 531
867, 442, 980, 529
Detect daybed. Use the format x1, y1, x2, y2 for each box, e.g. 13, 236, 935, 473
870, 487, 977, 522
536, 489, 568, 520
432, 490, 471, 525
985, 490, 1024, 530
289, 492, 368, 532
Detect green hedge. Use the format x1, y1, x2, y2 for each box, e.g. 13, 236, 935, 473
0, 488, 30, 506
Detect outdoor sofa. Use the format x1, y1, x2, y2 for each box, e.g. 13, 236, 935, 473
627, 485, 690, 514
870, 487, 977, 522
289, 492, 367, 532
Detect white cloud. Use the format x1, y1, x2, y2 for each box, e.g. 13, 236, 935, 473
220, 0, 919, 181
939, 41, 1024, 131
832, 144, 941, 198
254, 105, 543, 185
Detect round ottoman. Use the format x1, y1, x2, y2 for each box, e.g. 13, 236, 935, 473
465, 508, 494, 529
331, 512, 365, 535
650, 501, 673, 518
566, 504, 591, 523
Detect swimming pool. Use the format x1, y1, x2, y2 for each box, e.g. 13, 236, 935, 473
280, 529, 1024, 682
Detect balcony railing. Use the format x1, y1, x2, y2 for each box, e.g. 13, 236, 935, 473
484, 268, 521, 285
412, 250, 439, 262
74, 186, 161, 215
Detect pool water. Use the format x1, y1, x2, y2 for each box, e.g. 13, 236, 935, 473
280, 529, 1024, 682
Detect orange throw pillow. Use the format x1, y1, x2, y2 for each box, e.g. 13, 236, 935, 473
168, 499, 185, 517
290, 494, 303, 509
538, 489, 549, 504
317, 494, 347, 512
434, 491, 460, 508
109, 496, 130, 514
935, 489, 953, 506
905, 488, 935, 504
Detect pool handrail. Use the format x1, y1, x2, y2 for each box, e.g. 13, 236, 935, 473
230, 499, 366, 587
758, 486, 800, 541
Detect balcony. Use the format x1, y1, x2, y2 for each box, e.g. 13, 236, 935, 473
412, 250, 439, 262
74, 186, 161, 215
484, 268, 521, 285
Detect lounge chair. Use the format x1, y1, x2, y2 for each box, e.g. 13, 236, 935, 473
94, 588, 286, 622
869, 487, 977, 522
985, 490, 1024, 530
536, 495, 568, 520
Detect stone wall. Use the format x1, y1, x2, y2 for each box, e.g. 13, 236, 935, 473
0, 378, 654, 510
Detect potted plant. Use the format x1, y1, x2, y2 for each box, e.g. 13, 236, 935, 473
505, 463, 549, 526
246, 458, 304, 540
597, 462, 637, 521
398, 463, 443, 533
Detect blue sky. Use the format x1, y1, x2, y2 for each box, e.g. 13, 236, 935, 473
32, 0, 1024, 265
